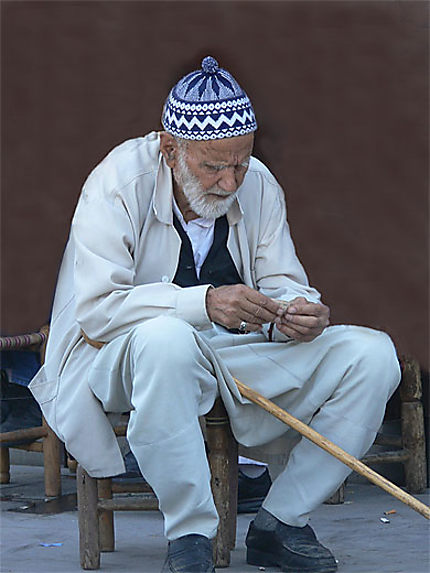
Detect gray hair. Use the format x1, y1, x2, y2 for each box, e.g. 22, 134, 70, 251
174, 136, 189, 152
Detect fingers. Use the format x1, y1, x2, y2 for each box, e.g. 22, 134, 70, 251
205, 285, 330, 340
242, 293, 280, 325
238, 320, 264, 333
283, 297, 327, 317
277, 299, 330, 342
281, 298, 330, 322
282, 311, 328, 330
277, 323, 318, 342
206, 284, 282, 330
277, 320, 323, 339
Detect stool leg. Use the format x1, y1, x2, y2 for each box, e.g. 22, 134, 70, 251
77, 466, 100, 570
0, 447, 10, 484
227, 430, 238, 551
67, 453, 78, 474
206, 398, 238, 567
42, 417, 61, 497
402, 401, 427, 493
400, 357, 427, 493
98, 478, 115, 552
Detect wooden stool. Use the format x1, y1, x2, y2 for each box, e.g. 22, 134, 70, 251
77, 398, 238, 570
77, 355, 427, 568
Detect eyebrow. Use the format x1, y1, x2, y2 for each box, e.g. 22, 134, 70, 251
203, 157, 251, 170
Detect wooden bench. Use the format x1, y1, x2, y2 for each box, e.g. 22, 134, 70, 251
0, 327, 62, 498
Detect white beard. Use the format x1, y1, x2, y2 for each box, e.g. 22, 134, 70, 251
173, 151, 238, 219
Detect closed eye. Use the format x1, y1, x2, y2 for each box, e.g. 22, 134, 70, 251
204, 164, 222, 173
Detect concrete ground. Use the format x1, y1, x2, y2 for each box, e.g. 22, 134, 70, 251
0, 464, 429, 573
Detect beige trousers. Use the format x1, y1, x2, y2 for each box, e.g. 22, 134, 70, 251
87, 319, 400, 540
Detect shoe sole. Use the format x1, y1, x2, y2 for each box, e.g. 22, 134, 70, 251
247, 547, 337, 573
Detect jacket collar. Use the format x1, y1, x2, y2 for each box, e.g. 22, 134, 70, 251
152, 152, 243, 226
152, 154, 174, 224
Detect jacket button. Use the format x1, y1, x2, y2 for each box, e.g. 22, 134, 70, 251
161, 275, 169, 283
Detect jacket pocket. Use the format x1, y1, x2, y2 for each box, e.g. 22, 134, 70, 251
29, 367, 59, 405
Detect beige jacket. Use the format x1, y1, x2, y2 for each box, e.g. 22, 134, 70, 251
29, 131, 320, 476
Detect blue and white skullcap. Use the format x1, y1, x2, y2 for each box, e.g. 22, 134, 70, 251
162, 56, 257, 141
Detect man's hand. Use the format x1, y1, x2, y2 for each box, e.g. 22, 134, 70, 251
206, 285, 282, 332
277, 297, 330, 342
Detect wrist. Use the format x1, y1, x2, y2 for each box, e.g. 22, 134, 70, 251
205, 285, 215, 321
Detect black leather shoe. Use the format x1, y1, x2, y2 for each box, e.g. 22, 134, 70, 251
161, 534, 215, 572
246, 520, 337, 573
238, 468, 272, 513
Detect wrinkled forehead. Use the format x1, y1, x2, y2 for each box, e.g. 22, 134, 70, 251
186, 133, 254, 164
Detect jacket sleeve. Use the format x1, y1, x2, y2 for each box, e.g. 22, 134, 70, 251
251, 174, 322, 342
72, 176, 212, 343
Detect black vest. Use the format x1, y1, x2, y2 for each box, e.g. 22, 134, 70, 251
172, 214, 244, 288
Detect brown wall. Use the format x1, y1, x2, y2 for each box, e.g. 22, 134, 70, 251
2, 1, 428, 369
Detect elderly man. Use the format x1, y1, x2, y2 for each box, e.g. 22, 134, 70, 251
30, 57, 401, 573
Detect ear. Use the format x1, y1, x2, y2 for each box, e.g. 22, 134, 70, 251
159, 132, 179, 169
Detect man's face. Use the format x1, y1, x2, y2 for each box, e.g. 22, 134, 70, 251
173, 133, 254, 219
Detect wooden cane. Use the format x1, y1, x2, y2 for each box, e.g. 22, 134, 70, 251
234, 377, 430, 520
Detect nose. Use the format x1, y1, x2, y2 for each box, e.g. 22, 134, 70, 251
217, 168, 238, 193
